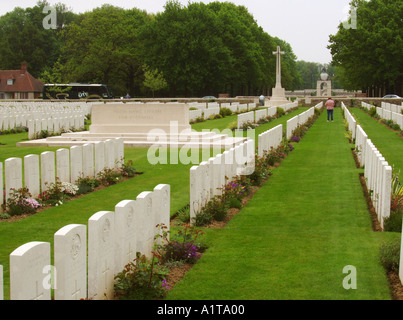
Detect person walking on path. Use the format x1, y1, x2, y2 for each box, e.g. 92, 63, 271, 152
326, 97, 335, 122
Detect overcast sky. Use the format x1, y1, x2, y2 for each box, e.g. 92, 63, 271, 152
0, 0, 353, 64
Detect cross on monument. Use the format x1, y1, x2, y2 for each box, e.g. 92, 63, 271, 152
273, 46, 285, 89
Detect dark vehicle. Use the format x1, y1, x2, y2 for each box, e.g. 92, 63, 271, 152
43, 83, 113, 99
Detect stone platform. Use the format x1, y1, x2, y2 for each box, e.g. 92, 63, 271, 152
17, 102, 248, 149
17, 130, 247, 149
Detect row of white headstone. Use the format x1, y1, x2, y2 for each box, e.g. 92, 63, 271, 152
257, 124, 283, 158
0, 138, 124, 208
237, 102, 300, 130
361, 102, 403, 129
189, 103, 255, 121
0, 101, 91, 132
0, 184, 170, 300
188, 101, 256, 112
344, 103, 392, 229
341, 102, 357, 140
285, 104, 320, 140
27, 115, 85, 139
189, 140, 255, 222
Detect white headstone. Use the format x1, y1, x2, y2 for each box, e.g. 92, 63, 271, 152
0, 162, 3, 213
70, 146, 83, 184
114, 200, 137, 275
82, 144, 95, 178
88, 211, 115, 300
24, 154, 40, 198
0, 265, 3, 300
54, 224, 87, 300
41, 152, 56, 192
5, 157, 22, 201
190, 166, 201, 224
104, 140, 115, 170
153, 184, 171, 239
135, 192, 154, 258
56, 148, 70, 183
94, 141, 106, 176
10, 241, 51, 300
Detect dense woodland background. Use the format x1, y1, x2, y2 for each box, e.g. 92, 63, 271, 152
0, 0, 401, 97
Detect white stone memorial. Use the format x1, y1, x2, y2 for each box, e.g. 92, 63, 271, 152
88, 211, 115, 300
41, 152, 56, 191
54, 224, 87, 300
24, 154, 40, 198
10, 241, 51, 300
114, 200, 137, 275
267, 46, 288, 107
56, 148, 70, 183
5, 157, 22, 201
70, 146, 83, 184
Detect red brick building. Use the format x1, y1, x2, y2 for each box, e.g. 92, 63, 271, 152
0, 62, 44, 99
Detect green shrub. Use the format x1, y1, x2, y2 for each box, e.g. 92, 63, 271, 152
384, 210, 402, 232
228, 198, 242, 209
220, 107, 233, 117
75, 176, 100, 195
176, 204, 190, 223
121, 160, 137, 177
114, 253, 169, 300
5, 187, 41, 216
192, 210, 213, 227
369, 107, 377, 117
379, 238, 401, 272
202, 197, 228, 222
276, 107, 285, 117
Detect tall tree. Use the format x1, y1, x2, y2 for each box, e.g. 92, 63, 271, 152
328, 0, 403, 96
0, 1, 73, 77
58, 5, 149, 96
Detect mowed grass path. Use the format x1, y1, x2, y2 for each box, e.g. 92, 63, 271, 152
167, 108, 396, 300
348, 107, 403, 173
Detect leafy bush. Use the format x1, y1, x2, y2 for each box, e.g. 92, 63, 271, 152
202, 197, 228, 222
114, 253, 169, 300
121, 160, 137, 177
369, 107, 377, 117
228, 198, 242, 209
379, 238, 401, 272
97, 167, 122, 186
176, 204, 190, 223
192, 210, 213, 227
155, 224, 205, 264
223, 182, 247, 201
39, 180, 78, 206
276, 107, 285, 117
383, 210, 402, 232
5, 187, 41, 216
75, 176, 100, 195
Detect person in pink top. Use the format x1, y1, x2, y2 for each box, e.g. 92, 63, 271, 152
325, 97, 335, 122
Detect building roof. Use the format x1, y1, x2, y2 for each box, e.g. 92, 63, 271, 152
0, 62, 43, 93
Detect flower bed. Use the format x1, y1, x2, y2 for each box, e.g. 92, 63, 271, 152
0, 160, 139, 221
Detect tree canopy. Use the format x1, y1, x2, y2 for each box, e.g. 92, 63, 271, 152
328, 0, 403, 96
0, 0, 303, 98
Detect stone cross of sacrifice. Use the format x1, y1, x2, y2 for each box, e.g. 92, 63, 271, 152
273, 46, 285, 89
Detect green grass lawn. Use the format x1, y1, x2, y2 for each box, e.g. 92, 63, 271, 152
348, 107, 403, 173
167, 108, 398, 300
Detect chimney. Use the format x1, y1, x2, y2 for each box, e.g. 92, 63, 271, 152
21, 62, 27, 74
